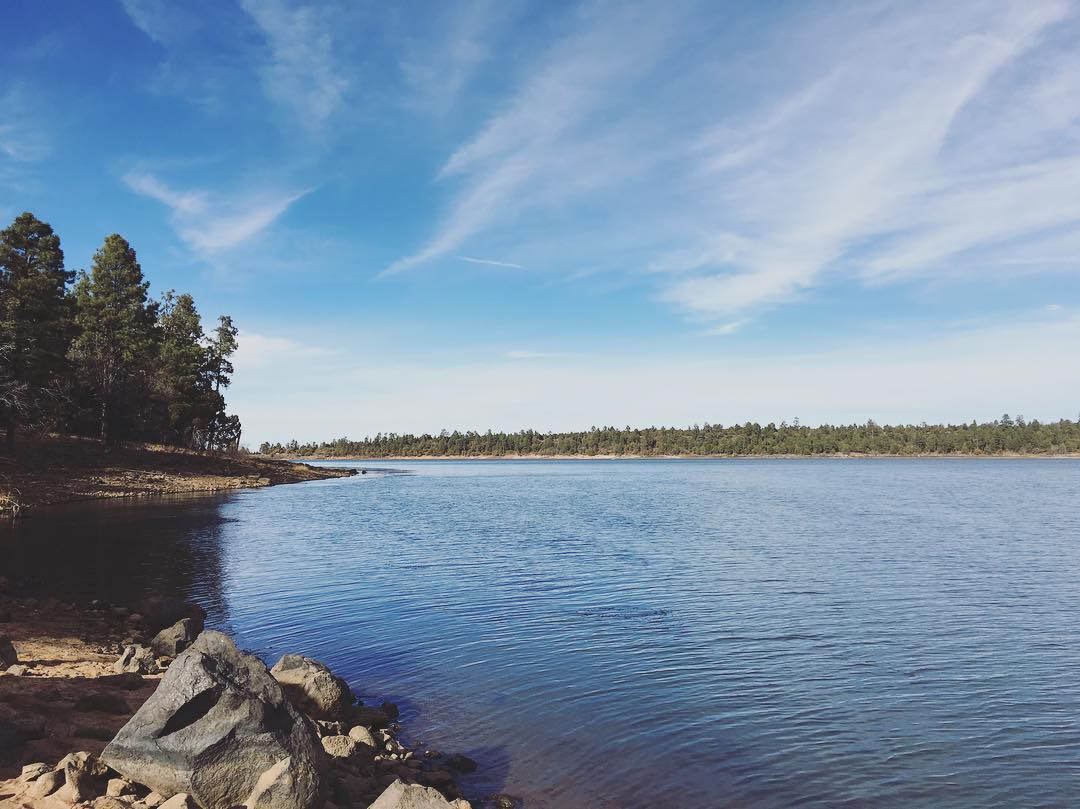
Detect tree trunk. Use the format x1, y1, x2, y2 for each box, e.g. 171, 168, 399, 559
101, 396, 111, 446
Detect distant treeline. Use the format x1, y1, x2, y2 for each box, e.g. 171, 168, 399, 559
0, 212, 240, 451
261, 417, 1080, 458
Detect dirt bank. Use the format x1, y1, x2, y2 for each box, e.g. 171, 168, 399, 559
0, 434, 355, 516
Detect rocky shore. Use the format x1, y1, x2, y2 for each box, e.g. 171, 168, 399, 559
0, 582, 509, 809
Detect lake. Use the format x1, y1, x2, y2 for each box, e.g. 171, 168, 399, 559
3, 459, 1079, 808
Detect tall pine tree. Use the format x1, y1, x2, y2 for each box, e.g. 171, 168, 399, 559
70, 234, 158, 445
0, 213, 73, 449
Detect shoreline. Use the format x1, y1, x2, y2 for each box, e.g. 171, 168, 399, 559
0, 585, 487, 808
1, 433, 356, 517
273, 451, 1080, 461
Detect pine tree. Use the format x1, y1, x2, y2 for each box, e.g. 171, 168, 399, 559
70, 234, 158, 445
0, 212, 73, 449
157, 290, 207, 446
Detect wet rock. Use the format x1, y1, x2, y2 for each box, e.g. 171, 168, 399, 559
353, 706, 391, 728
271, 654, 354, 721
0, 635, 18, 669
443, 754, 477, 774
150, 617, 199, 657
102, 631, 324, 809
75, 691, 130, 714
116, 643, 159, 674
369, 780, 460, 809
63, 750, 111, 802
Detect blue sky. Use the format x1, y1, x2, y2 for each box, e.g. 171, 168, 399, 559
2, 0, 1079, 444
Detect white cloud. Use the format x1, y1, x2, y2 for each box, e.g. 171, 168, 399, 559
119, 0, 193, 44
123, 170, 308, 253
704, 321, 745, 336
233, 331, 335, 371
459, 256, 525, 269
238, 0, 349, 132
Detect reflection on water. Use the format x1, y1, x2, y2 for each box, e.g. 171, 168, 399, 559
0, 494, 233, 620
4, 461, 1080, 809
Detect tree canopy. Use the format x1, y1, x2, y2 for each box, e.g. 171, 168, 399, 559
0, 213, 241, 451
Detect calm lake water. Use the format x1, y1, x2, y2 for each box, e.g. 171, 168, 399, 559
3, 459, 1080, 808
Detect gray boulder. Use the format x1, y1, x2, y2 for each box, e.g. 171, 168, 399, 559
150, 618, 199, 658
369, 781, 460, 809
102, 631, 325, 809
270, 654, 354, 721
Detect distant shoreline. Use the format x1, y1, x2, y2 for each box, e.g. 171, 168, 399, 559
274, 451, 1080, 461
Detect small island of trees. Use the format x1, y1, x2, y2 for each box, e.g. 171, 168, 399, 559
0, 212, 241, 452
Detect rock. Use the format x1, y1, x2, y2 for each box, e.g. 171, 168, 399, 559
64, 750, 111, 802
315, 720, 347, 738
270, 654, 354, 721
139, 598, 206, 636
369, 780, 460, 809
5, 663, 28, 676
159, 794, 198, 809
102, 631, 324, 809
353, 707, 391, 728
150, 617, 199, 657
144, 792, 166, 807
380, 701, 400, 720
116, 644, 159, 674
92, 798, 132, 809
321, 735, 360, 760
20, 762, 51, 781
107, 776, 138, 797
347, 725, 378, 749
443, 754, 477, 774
243, 756, 313, 809
27, 769, 65, 797
482, 795, 520, 809
0, 635, 18, 669
75, 691, 130, 714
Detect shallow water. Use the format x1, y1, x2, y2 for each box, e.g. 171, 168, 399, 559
3, 459, 1080, 808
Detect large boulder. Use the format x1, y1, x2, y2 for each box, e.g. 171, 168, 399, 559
368, 781, 460, 809
270, 655, 354, 721
102, 631, 325, 809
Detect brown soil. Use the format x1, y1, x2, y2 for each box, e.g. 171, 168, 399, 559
0, 593, 161, 790
0, 433, 355, 516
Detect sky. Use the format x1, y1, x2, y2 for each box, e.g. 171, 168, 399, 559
2, 0, 1079, 445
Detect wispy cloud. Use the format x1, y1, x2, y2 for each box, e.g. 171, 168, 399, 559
123, 170, 309, 253
234, 331, 335, 371
704, 320, 745, 337
238, 0, 349, 132
388, 0, 1080, 325
459, 256, 525, 269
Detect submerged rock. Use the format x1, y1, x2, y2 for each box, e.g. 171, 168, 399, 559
102, 630, 325, 809
270, 654, 354, 721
